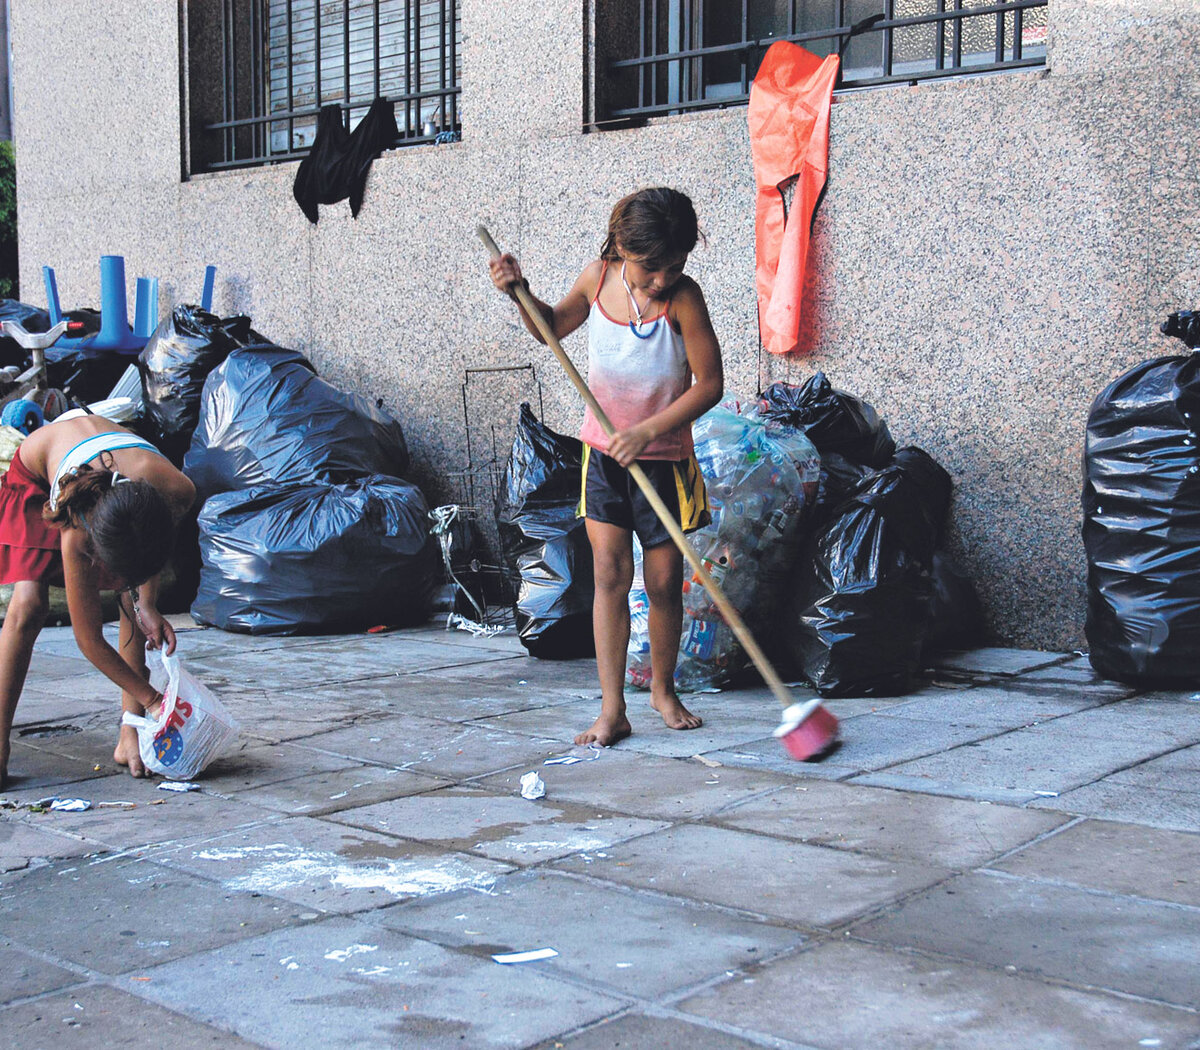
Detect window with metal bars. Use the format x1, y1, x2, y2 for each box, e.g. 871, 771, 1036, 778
184, 0, 460, 175
591, 0, 1047, 126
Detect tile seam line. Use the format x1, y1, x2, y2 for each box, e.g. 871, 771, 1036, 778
842, 932, 1200, 1016
974, 865, 1200, 914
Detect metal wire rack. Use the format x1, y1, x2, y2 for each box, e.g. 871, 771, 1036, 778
436, 364, 546, 624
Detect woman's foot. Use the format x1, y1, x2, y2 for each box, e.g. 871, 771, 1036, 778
575, 712, 632, 747
114, 723, 147, 778
651, 691, 702, 730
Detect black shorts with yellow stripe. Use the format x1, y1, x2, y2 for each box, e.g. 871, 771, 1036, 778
579, 445, 710, 548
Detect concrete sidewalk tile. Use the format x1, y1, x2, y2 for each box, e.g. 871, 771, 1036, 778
285, 672, 589, 721
132, 917, 626, 1050
712, 713, 1001, 778
0, 741, 110, 793
848, 770, 1045, 806
478, 750, 791, 821
876, 684, 1106, 728
994, 819, 1200, 907
2, 984, 265, 1049
2, 774, 275, 852
234, 765, 447, 816
200, 740, 360, 793
0, 818, 96, 875
0, 856, 304, 976
711, 780, 1067, 868
854, 872, 1200, 1009
377, 870, 804, 998
1108, 744, 1200, 792
1018, 662, 1137, 698
147, 816, 514, 913
0, 943, 82, 1003
884, 719, 1187, 797
10, 686, 109, 727
1044, 699, 1200, 748
328, 786, 666, 865
426, 656, 599, 691
527, 1014, 773, 1050
298, 715, 564, 779
218, 691, 359, 743
677, 939, 1200, 1049
554, 824, 949, 927
1031, 782, 1200, 834
931, 648, 1067, 676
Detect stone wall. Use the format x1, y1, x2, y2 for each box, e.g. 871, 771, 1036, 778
11, 0, 1200, 649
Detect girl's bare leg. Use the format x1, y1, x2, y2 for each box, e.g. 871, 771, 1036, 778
0, 581, 50, 788
643, 540, 701, 730
576, 519, 634, 746
113, 596, 151, 777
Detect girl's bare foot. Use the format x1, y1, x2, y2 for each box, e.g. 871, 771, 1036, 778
651, 691, 703, 730
575, 713, 632, 747
114, 723, 147, 778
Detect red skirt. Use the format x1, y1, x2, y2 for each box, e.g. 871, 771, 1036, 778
0, 447, 126, 590
0, 446, 65, 585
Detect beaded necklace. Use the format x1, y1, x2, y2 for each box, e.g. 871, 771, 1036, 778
620, 261, 660, 340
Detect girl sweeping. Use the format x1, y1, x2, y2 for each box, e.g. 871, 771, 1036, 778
0, 414, 195, 787
489, 187, 724, 746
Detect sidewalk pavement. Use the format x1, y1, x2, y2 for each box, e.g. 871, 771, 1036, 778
2, 619, 1199, 1049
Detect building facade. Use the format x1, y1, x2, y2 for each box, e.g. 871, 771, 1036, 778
10, 0, 1200, 649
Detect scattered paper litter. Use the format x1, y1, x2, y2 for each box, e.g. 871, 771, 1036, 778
446, 613, 506, 638
1033, 790, 1059, 798
491, 948, 558, 964
49, 798, 91, 812
693, 754, 722, 768
97, 801, 137, 809
544, 756, 581, 766
519, 772, 546, 800
157, 782, 200, 793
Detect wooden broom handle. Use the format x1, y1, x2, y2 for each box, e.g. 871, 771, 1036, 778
478, 226, 794, 710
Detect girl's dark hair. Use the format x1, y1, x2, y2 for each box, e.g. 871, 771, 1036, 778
601, 187, 702, 267
44, 466, 175, 587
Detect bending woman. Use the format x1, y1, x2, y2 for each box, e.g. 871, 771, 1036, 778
0, 414, 195, 787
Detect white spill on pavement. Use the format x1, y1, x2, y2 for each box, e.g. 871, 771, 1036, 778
190, 843, 499, 898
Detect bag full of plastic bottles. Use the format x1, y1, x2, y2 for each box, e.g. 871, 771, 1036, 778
627, 397, 820, 691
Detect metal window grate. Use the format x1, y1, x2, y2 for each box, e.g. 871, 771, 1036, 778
192, 0, 461, 174
597, 0, 1048, 125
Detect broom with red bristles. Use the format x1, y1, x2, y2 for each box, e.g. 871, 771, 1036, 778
478, 226, 838, 761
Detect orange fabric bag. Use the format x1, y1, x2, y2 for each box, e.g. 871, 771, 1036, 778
749, 41, 840, 356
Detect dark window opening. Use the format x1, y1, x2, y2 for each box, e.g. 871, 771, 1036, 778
185, 0, 461, 175
592, 0, 1048, 126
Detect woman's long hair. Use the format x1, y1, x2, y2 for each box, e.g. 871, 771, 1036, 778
44, 464, 174, 587
600, 187, 702, 268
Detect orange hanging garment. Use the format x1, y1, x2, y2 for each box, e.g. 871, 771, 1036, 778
749, 41, 839, 356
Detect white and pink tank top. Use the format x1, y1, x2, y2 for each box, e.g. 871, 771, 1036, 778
579, 265, 694, 461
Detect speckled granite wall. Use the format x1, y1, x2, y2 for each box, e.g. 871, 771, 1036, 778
10, 0, 1200, 649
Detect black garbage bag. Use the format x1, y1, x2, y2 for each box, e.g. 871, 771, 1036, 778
192, 475, 434, 635
138, 307, 248, 464
185, 343, 409, 502
495, 403, 594, 658
925, 550, 986, 653
784, 447, 952, 696
758, 374, 895, 517
0, 300, 50, 367
1083, 312, 1200, 685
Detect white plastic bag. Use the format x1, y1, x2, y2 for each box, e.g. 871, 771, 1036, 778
121, 648, 238, 780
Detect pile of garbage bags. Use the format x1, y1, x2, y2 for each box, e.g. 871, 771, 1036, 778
495, 404, 595, 658
494, 374, 981, 697
183, 329, 431, 635
1084, 311, 1200, 686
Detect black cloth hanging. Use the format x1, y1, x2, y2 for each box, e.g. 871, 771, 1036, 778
292, 98, 398, 224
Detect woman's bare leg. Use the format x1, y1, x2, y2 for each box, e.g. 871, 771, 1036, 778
113, 596, 151, 777
642, 540, 701, 730
576, 519, 634, 746
0, 581, 50, 788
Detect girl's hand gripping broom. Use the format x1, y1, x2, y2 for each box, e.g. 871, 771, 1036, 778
478, 226, 838, 760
